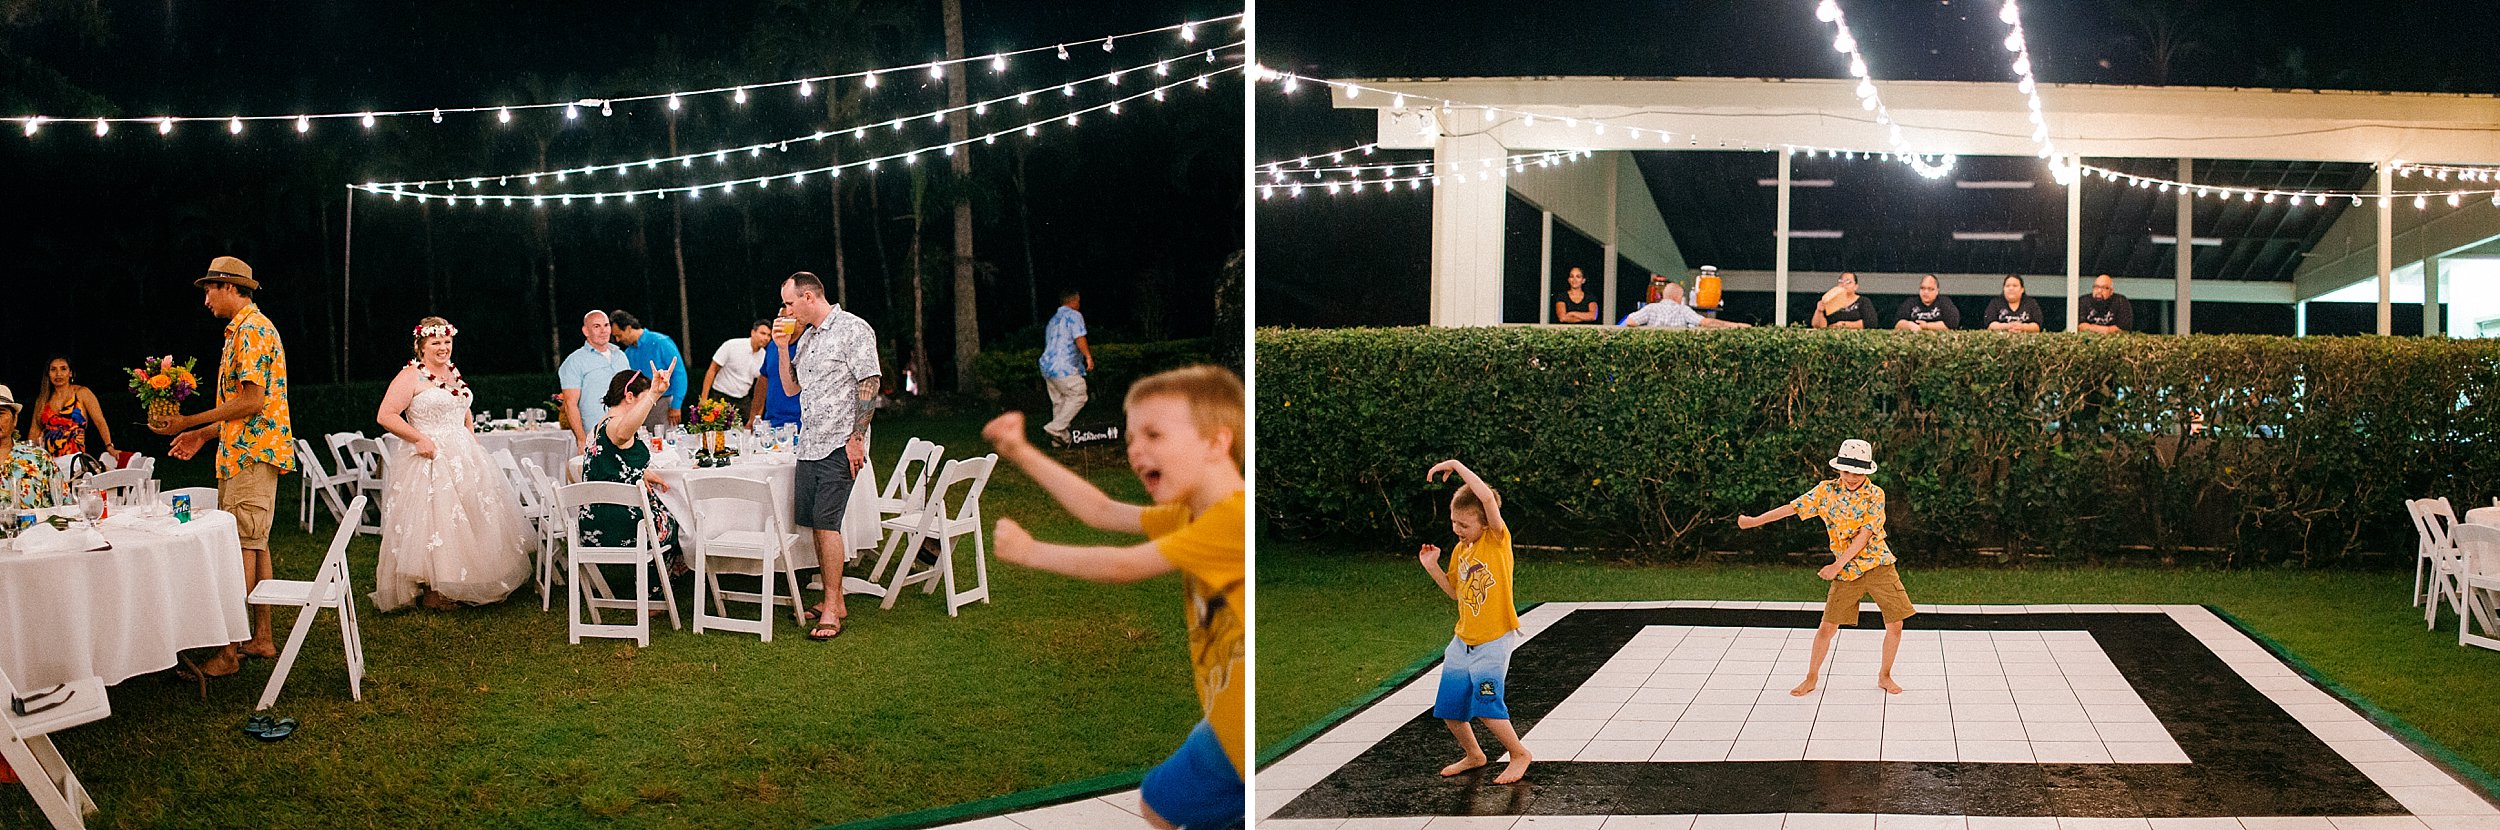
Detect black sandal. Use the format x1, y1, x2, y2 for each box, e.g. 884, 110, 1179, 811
808, 618, 844, 640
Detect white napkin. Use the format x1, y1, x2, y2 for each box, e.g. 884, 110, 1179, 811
15, 523, 109, 554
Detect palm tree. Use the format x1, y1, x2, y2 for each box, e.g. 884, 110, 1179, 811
2105, 0, 2215, 85
942, 0, 977, 389
747, 0, 915, 310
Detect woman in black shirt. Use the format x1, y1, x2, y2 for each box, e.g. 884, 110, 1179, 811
1553, 267, 1599, 324
1983, 274, 2046, 332
1812, 271, 1877, 329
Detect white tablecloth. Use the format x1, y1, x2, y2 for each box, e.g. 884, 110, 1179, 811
645, 453, 881, 572
475, 427, 578, 479
2467, 505, 2500, 526
0, 511, 252, 690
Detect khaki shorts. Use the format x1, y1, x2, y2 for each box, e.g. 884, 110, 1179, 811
218, 462, 282, 551
1822, 563, 1917, 626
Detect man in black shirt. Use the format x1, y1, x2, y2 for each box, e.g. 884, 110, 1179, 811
1892, 274, 1961, 331
2078, 274, 2134, 333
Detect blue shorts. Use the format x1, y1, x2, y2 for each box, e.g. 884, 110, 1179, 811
1434, 630, 1520, 722
1140, 720, 1244, 830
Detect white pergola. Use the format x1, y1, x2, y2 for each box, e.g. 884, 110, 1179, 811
1330, 76, 2500, 333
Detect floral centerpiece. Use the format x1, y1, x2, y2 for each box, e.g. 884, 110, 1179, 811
685, 397, 743, 466
128, 356, 201, 429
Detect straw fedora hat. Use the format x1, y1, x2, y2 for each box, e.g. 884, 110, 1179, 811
195, 256, 260, 290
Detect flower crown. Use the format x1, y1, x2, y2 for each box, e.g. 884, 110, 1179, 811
414, 321, 459, 339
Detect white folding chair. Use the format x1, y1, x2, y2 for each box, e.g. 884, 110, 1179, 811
2454, 523, 2500, 652
246, 495, 368, 711
2410, 498, 2446, 607
685, 474, 808, 639
0, 665, 108, 829
292, 438, 355, 532
163, 487, 219, 512
556, 481, 681, 645
2416, 498, 2468, 628
521, 459, 569, 611
865, 440, 947, 583
81, 468, 148, 507
878, 454, 999, 616
341, 437, 388, 534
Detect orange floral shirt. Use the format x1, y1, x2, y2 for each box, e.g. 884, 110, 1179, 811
216, 303, 296, 478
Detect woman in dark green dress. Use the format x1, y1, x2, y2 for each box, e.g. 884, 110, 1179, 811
578, 369, 685, 581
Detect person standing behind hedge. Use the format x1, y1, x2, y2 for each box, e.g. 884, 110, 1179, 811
1038, 289, 1094, 447
1982, 274, 2046, 332
1813, 272, 1878, 329
2077, 274, 2135, 333
1893, 274, 1961, 331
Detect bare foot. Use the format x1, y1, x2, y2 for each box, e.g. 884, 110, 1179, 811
1440, 754, 1489, 777
1877, 676, 1903, 694
1790, 676, 1820, 697
1494, 750, 1533, 784
241, 640, 279, 660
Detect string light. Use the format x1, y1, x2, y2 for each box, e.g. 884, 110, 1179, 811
1993, 1, 2078, 183
367, 46, 1241, 191
8, 14, 1236, 134
2075, 162, 2500, 206
1816, 0, 1954, 178
357, 66, 1238, 206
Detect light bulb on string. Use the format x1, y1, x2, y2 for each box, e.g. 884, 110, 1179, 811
430, 109, 442, 124
800, 79, 814, 97
1181, 21, 1197, 41
92, 118, 107, 137
1056, 44, 1069, 60
2449, 193, 2463, 207
1816, 0, 1841, 22
1834, 31, 1856, 53
734, 87, 748, 104
600, 101, 612, 117
157, 117, 173, 135
565, 104, 579, 121
668, 94, 681, 111
360, 112, 376, 129
2415, 195, 2428, 209
1152, 89, 1165, 101
928, 62, 944, 79
991, 54, 1006, 73
1063, 83, 1076, 96
1101, 36, 1115, 52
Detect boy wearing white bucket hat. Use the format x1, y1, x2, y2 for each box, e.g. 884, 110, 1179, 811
1738, 438, 1918, 696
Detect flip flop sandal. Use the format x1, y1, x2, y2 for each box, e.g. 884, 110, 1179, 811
808, 619, 844, 641
254, 718, 298, 742
243, 715, 277, 737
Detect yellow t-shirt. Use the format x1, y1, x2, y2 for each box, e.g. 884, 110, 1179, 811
1451, 525, 1519, 646
1140, 490, 1246, 779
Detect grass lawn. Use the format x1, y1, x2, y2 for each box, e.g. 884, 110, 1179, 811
1255, 542, 2500, 784
2, 411, 1201, 830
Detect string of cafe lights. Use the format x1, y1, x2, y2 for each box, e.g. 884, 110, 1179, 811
1268, 148, 1587, 180
2389, 161, 2500, 182
1257, 149, 1597, 199
1812, 0, 1954, 178
378, 45, 1241, 191
1991, 1, 2079, 184
14, 14, 1239, 138
357, 66, 1239, 205
2077, 162, 2500, 209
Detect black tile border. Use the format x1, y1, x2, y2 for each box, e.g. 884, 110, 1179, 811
1266, 605, 2430, 821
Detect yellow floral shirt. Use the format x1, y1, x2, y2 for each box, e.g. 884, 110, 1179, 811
1787, 479, 1893, 580
215, 303, 296, 478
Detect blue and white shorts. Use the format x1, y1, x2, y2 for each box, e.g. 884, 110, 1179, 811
1433, 630, 1521, 722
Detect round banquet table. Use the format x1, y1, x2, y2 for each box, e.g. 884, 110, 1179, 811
645, 450, 882, 585
0, 510, 252, 690
473, 426, 579, 479
2467, 505, 2500, 527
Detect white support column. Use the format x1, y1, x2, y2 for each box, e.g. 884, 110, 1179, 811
2175, 158, 2193, 335
2377, 162, 2394, 336
1428, 114, 1508, 328
2424, 255, 2443, 337
2295, 300, 2308, 337
1601, 152, 1621, 322
1539, 211, 1555, 324
1776, 146, 1793, 327
2066, 155, 2082, 331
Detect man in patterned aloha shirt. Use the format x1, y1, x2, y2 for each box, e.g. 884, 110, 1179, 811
773, 270, 881, 640
155, 256, 297, 679
0, 385, 59, 512
1038, 290, 1094, 446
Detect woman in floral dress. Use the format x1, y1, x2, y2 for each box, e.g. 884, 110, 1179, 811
578, 367, 687, 599
27, 357, 114, 459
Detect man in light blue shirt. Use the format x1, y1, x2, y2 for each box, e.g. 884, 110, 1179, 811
1624, 282, 1750, 330
558, 310, 633, 449
1038, 290, 1093, 446
611, 309, 687, 427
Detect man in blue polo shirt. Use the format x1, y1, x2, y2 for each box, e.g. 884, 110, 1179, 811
751, 308, 804, 428
611, 310, 687, 427
558, 310, 633, 450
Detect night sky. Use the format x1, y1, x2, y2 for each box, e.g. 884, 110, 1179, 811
2, 0, 1243, 399
1255, 0, 2500, 332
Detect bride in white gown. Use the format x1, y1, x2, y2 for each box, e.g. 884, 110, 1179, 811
371, 317, 534, 611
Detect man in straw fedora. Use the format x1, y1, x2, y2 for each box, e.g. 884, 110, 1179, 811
153, 255, 297, 680
1738, 438, 1919, 696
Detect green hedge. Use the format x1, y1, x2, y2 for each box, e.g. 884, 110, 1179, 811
1256, 327, 2500, 566
968, 338, 1227, 417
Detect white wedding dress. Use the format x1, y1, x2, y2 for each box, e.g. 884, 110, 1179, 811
372, 384, 534, 611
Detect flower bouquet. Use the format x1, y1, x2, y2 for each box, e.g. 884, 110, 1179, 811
685, 397, 744, 467
129, 356, 201, 430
